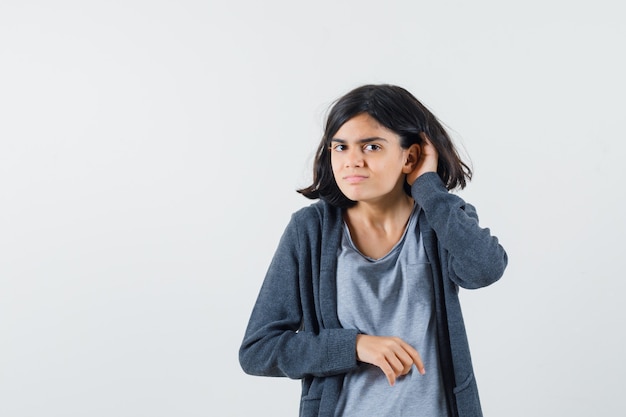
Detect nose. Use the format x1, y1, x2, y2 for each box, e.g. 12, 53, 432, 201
344, 147, 364, 168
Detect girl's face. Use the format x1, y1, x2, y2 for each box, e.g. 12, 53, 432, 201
330, 113, 412, 205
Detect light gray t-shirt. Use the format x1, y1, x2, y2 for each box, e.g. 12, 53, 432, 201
335, 205, 449, 417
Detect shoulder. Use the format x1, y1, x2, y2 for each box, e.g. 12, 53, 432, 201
288, 200, 343, 236
292, 200, 339, 222
277, 200, 345, 263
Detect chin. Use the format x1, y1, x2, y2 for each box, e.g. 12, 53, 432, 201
343, 193, 372, 204
338, 189, 364, 202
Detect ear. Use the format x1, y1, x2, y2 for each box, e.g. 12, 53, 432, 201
402, 143, 421, 174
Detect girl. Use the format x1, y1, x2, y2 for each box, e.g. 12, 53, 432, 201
239, 84, 508, 417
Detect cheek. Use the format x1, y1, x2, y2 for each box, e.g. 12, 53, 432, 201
330, 155, 340, 175
378, 161, 407, 183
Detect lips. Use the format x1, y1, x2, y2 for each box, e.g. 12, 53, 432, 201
343, 175, 368, 184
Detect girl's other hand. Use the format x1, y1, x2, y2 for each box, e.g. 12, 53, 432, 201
355, 334, 426, 386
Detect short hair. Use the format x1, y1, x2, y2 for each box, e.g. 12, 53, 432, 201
297, 84, 472, 208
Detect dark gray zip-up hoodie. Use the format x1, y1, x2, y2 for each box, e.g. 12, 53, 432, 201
240, 172, 508, 416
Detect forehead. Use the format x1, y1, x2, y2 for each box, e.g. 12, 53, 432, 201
333, 113, 399, 142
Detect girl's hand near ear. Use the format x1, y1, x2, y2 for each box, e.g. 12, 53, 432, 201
407, 134, 438, 186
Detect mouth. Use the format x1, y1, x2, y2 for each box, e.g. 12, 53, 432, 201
343, 175, 368, 184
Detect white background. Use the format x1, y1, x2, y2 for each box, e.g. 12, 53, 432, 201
1, 1, 624, 416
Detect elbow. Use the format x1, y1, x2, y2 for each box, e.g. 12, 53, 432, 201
454, 249, 508, 290
239, 343, 263, 376
238, 345, 253, 375
239, 339, 285, 377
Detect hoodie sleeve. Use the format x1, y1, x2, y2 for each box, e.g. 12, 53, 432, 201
239, 210, 359, 379
411, 172, 508, 289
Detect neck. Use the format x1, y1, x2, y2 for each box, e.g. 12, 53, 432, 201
346, 192, 414, 228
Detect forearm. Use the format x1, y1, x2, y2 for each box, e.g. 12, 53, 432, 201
411, 173, 508, 288
240, 324, 358, 379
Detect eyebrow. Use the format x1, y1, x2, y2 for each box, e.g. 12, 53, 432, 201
330, 137, 389, 144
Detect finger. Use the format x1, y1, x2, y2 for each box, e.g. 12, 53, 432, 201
389, 348, 415, 376
419, 134, 438, 159
396, 339, 426, 375
379, 360, 397, 386
407, 347, 426, 375
420, 132, 433, 146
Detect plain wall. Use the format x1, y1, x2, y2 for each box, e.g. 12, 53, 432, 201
1, 1, 624, 415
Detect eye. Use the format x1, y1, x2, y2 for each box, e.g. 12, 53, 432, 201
363, 143, 381, 152
331, 144, 347, 152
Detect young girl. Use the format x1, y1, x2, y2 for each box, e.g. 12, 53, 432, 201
239, 84, 508, 417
